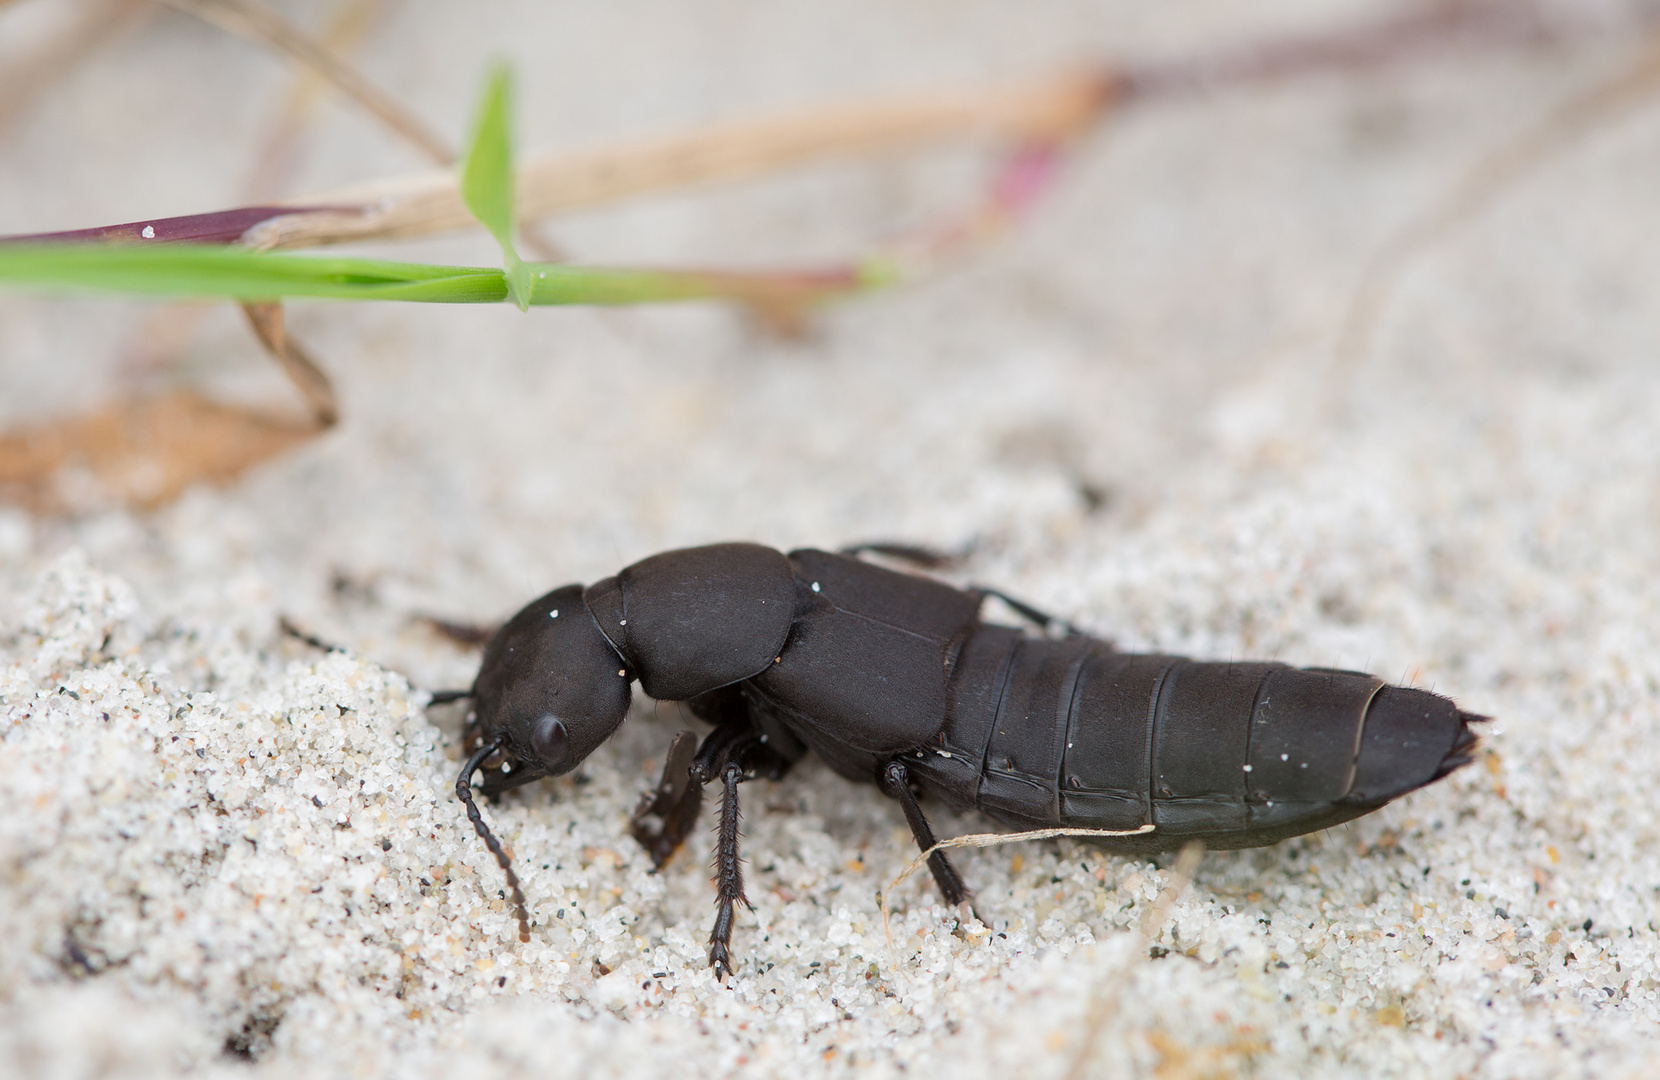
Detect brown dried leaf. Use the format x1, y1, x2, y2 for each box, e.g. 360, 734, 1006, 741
0, 391, 321, 513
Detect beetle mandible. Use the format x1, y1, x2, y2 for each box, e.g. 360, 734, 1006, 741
442, 542, 1482, 977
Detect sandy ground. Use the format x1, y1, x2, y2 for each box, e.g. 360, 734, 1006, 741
3, 1, 1660, 1076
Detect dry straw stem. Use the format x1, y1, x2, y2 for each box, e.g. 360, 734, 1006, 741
163, 0, 567, 258
244, 67, 1117, 250
14, 1, 1620, 256
879, 824, 1156, 954
155, 0, 454, 164
1113, 0, 1587, 99
239, 301, 338, 428
1336, 25, 1660, 367
238, 0, 403, 193
239, 0, 1601, 251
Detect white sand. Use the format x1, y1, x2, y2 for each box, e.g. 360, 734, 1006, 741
3, 2, 1660, 1076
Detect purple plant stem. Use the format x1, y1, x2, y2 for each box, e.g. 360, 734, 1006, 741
1, 206, 347, 246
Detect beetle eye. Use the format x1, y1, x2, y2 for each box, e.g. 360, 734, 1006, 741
530, 714, 567, 764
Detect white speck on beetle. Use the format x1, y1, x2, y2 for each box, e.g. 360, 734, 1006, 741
1280, 753, 1289, 761
1300, 762, 1308, 768
549, 609, 558, 619
618, 669, 626, 676
811, 582, 820, 592
619, 619, 626, 626
773, 656, 781, 663
1242, 764, 1253, 772
141, 225, 155, 238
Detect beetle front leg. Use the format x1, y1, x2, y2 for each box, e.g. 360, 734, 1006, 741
630, 730, 703, 869
879, 759, 971, 907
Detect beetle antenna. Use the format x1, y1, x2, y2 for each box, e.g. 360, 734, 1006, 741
428, 688, 475, 705
456, 741, 532, 943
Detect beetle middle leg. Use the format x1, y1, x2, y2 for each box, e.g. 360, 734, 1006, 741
839, 541, 961, 568
879, 759, 971, 908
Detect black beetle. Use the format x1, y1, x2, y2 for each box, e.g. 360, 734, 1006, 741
441, 542, 1482, 976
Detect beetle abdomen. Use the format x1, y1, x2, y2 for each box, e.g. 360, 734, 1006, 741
912, 635, 1480, 851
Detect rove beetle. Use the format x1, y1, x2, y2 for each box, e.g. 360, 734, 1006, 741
439, 542, 1482, 977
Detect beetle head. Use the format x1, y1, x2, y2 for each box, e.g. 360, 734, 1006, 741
467, 584, 632, 790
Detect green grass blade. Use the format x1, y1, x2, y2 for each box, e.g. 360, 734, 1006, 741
0, 245, 508, 303
0, 242, 872, 308
523, 265, 725, 305
460, 63, 531, 311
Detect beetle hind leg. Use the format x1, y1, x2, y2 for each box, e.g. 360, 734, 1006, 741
879, 759, 971, 908
970, 587, 1086, 640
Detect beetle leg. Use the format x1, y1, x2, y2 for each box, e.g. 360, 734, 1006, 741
414, 614, 500, 647
969, 587, 1087, 640
733, 733, 795, 781
631, 720, 792, 977
839, 541, 961, 568
879, 759, 971, 908
629, 730, 703, 869
708, 755, 752, 979
630, 717, 779, 869
696, 732, 799, 978
689, 724, 749, 780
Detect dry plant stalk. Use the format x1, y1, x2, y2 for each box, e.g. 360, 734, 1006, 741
154, 0, 454, 164
239, 301, 338, 427
244, 68, 1117, 250
129, 0, 1613, 253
